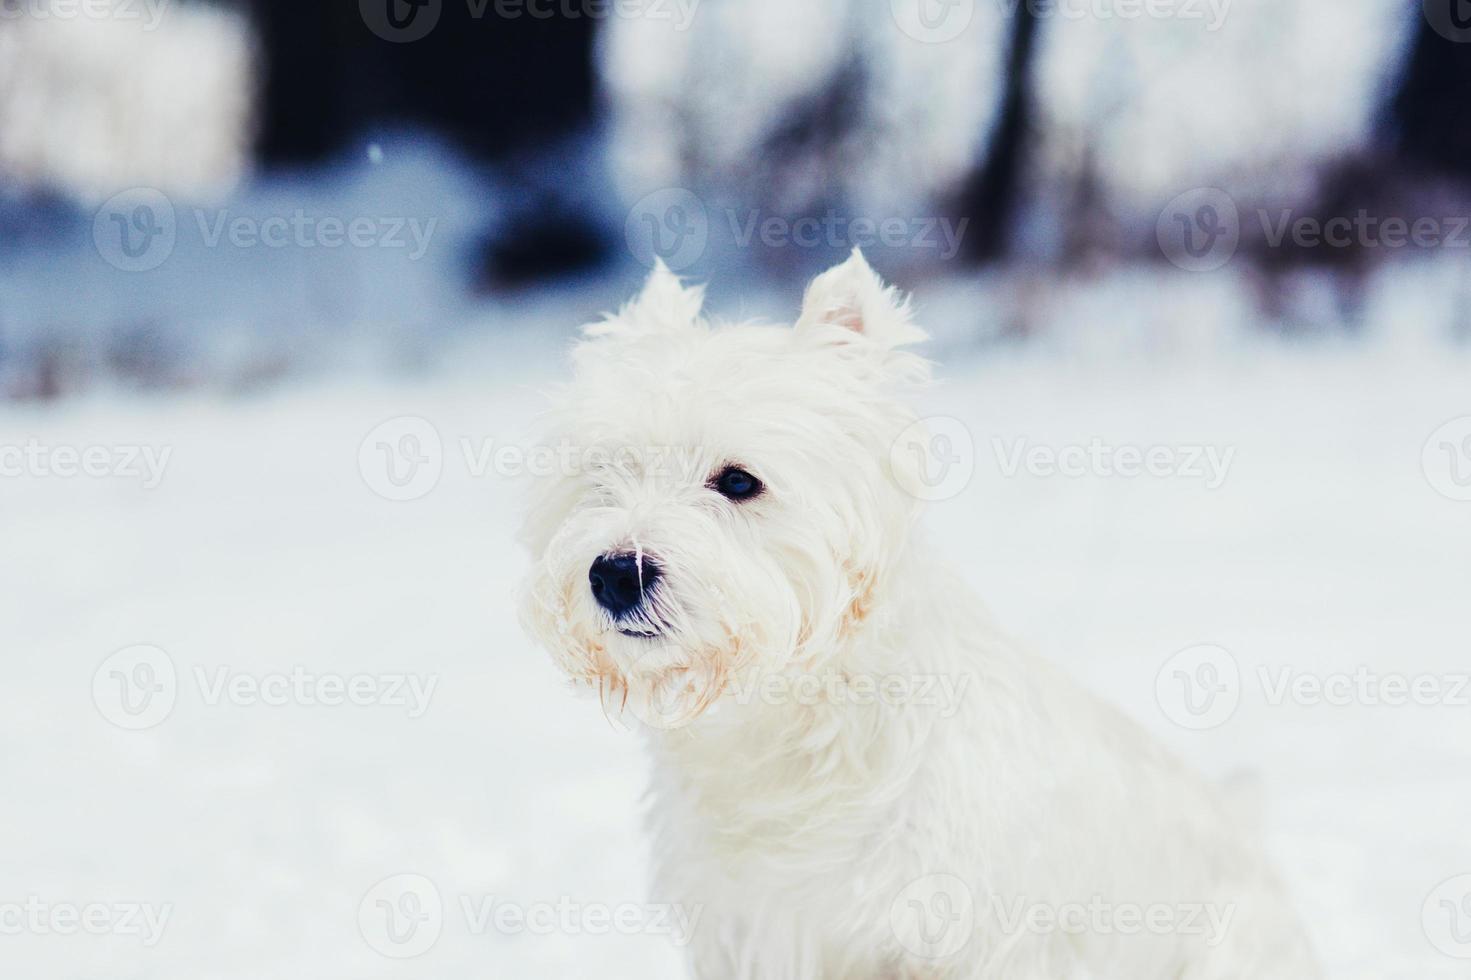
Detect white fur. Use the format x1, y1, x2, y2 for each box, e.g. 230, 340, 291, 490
520, 251, 1318, 979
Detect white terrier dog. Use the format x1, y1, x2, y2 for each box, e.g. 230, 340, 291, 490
520, 251, 1318, 979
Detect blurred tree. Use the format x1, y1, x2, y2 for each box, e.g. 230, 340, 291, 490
1392, 7, 1471, 179
247, 0, 605, 285
952, 0, 1040, 263
249, 0, 596, 165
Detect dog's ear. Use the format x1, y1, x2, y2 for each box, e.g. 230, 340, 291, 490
584, 259, 705, 340
794, 249, 927, 349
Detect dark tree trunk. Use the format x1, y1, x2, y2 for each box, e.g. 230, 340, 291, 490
1391, 6, 1471, 178
248, 0, 598, 166
953, 0, 1042, 263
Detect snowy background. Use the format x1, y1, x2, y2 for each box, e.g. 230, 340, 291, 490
3, 0, 1471, 977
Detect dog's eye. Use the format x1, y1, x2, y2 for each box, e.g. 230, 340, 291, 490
711, 466, 763, 502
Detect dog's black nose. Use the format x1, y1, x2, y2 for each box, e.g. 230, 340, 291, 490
589, 553, 658, 617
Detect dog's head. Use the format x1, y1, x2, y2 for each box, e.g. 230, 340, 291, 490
519, 250, 931, 728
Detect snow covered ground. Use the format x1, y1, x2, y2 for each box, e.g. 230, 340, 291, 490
3, 295, 1470, 978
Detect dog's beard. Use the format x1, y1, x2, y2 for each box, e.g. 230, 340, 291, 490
519, 513, 824, 730
522, 566, 789, 731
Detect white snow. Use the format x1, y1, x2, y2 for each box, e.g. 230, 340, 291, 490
3, 287, 1469, 976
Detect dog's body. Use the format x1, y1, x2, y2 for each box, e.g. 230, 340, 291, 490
521, 252, 1318, 979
